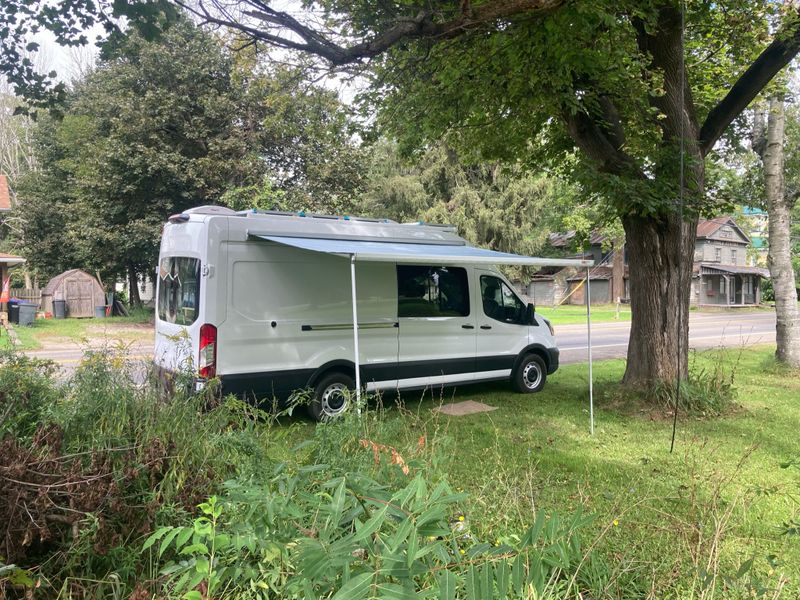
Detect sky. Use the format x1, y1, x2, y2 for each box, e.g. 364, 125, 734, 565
29, 2, 364, 104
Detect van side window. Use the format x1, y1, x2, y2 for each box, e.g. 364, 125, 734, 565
397, 265, 469, 317
158, 257, 200, 325
481, 275, 526, 324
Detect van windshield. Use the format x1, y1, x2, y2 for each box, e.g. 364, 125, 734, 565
157, 257, 200, 325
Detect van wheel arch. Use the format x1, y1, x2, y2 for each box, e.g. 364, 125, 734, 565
512, 345, 550, 375
306, 361, 356, 389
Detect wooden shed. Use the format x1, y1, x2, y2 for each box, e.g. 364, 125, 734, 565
41, 269, 105, 318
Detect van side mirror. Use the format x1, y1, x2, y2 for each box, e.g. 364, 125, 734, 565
526, 303, 536, 325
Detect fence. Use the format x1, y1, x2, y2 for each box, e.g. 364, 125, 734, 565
9, 287, 42, 306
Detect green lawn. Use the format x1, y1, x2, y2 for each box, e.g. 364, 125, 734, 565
1, 308, 154, 350
288, 346, 800, 596
537, 303, 631, 325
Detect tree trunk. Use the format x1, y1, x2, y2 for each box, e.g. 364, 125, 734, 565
622, 212, 698, 385
128, 265, 141, 308
761, 97, 800, 367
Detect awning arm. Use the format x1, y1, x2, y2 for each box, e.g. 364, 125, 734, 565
586, 266, 594, 435
350, 255, 362, 409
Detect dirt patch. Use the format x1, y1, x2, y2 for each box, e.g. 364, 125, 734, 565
435, 400, 499, 416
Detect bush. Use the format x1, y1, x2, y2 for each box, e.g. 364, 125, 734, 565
0, 347, 277, 596
1, 349, 607, 599
0, 350, 60, 439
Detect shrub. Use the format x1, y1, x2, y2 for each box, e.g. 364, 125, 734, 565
147, 471, 602, 599
0, 350, 60, 439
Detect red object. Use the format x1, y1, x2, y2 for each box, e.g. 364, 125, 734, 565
0, 276, 9, 303
198, 324, 217, 378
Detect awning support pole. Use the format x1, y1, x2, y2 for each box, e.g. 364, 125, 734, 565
350, 255, 362, 408
586, 267, 594, 435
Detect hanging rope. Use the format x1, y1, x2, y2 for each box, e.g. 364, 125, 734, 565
670, 0, 687, 454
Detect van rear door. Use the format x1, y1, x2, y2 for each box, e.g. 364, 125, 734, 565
154, 255, 202, 374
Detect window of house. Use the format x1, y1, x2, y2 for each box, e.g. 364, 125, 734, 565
720, 227, 733, 238
720, 277, 726, 294
730, 249, 737, 263
397, 265, 469, 317
480, 275, 527, 324
714, 247, 722, 262
157, 257, 200, 325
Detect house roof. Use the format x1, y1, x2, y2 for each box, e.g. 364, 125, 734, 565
695, 217, 750, 243
0, 174, 10, 212
0, 252, 26, 265
548, 230, 607, 248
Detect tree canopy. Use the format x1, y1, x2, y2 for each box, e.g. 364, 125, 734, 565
12, 19, 367, 286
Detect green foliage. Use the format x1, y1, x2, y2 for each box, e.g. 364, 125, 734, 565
0, 0, 178, 109
0, 350, 59, 439
361, 140, 582, 279
602, 348, 740, 417
12, 29, 368, 282
147, 462, 600, 599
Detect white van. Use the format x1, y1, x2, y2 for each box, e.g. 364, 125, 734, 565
154, 206, 576, 420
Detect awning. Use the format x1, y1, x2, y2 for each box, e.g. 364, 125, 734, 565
699, 263, 769, 278
253, 235, 594, 268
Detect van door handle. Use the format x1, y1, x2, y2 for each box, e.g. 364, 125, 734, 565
461, 324, 475, 329
480, 325, 492, 330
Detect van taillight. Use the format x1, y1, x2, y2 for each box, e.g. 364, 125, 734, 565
199, 324, 217, 378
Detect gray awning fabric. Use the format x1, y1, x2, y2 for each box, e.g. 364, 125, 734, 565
253, 235, 594, 268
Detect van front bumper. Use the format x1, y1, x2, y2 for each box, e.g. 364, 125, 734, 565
546, 348, 560, 374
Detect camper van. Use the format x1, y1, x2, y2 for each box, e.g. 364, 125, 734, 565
154, 206, 573, 420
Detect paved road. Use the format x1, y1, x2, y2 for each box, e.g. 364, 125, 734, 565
556, 311, 776, 365
23, 312, 776, 371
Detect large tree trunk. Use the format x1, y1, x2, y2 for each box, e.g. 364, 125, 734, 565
759, 97, 800, 367
128, 265, 142, 308
622, 212, 698, 385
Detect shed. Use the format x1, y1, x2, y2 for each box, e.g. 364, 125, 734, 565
41, 269, 105, 317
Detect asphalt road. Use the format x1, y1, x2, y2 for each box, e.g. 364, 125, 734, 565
556, 311, 777, 365
23, 311, 777, 372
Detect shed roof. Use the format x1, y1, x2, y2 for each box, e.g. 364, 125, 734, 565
42, 269, 102, 296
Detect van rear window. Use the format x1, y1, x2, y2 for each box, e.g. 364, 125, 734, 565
397, 265, 469, 317
158, 257, 200, 325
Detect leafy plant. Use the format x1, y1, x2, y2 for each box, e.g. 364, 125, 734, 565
147, 461, 601, 599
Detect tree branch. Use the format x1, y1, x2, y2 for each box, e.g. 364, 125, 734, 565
699, 8, 800, 156
563, 105, 643, 178
181, 0, 565, 65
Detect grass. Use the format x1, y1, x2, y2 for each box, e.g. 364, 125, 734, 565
1, 307, 154, 351
537, 303, 631, 325
538, 302, 777, 326
286, 345, 800, 596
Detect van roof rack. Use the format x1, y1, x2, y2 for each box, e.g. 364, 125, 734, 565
236, 208, 399, 225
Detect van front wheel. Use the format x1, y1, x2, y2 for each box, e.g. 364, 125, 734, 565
309, 372, 354, 421
513, 354, 547, 393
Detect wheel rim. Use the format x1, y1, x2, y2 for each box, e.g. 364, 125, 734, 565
522, 361, 542, 389
321, 383, 348, 416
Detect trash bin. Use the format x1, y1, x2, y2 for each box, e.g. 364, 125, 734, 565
17, 302, 37, 327
94, 305, 107, 319
53, 299, 67, 319
9, 303, 19, 324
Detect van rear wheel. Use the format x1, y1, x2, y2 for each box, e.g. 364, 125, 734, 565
513, 354, 547, 393
309, 372, 354, 421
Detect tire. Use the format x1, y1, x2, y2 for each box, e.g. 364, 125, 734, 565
512, 354, 547, 393
308, 372, 354, 421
